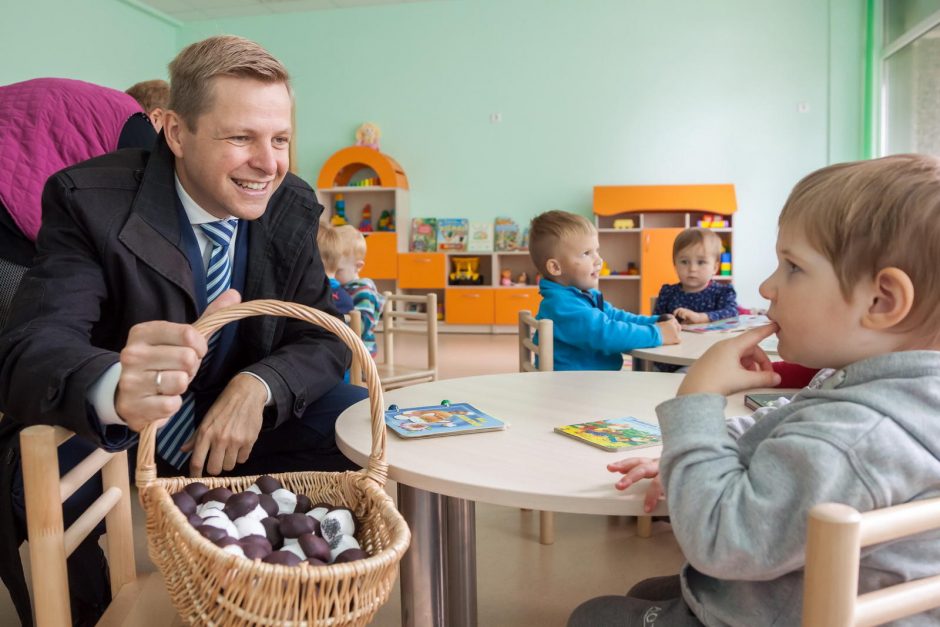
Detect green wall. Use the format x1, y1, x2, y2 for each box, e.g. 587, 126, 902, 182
0, 0, 176, 91
179, 0, 865, 306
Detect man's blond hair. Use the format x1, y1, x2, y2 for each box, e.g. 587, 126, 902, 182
673, 228, 722, 262
125, 79, 169, 114
528, 210, 596, 276
168, 35, 290, 130
335, 225, 367, 262
779, 153, 940, 337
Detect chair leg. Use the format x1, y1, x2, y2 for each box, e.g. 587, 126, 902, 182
539, 511, 554, 545
636, 515, 652, 538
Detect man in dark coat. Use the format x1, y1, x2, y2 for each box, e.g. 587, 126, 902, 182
0, 36, 366, 625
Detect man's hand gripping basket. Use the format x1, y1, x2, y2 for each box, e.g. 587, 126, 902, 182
135, 300, 411, 626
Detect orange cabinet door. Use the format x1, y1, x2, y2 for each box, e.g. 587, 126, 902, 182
445, 288, 495, 324
397, 253, 446, 288
361, 232, 398, 279
493, 288, 541, 325
640, 228, 682, 315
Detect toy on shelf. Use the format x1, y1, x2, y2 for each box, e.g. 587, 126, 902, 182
410, 218, 437, 252
494, 217, 520, 251
351, 177, 378, 187
331, 193, 348, 226
500, 269, 512, 286
450, 257, 484, 285
720, 252, 732, 276
355, 122, 381, 151
515, 271, 528, 285
600, 261, 611, 277
377, 209, 394, 231
467, 221, 493, 252
613, 218, 635, 229
437, 218, 469, 251
697, 214, 728, 228
626, 262, 639, 275
358, 204, 373, 232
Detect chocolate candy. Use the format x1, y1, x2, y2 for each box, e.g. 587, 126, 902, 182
234, 516, 267, 540
328, 535, 361, 562
271, 489, 297, 515
256, 475, 282, 494
260, 517, 283, 549
279, 513, 316, 539
320, 508, 356, 542
263, 550, 302, 567
258, 493, 278, 517
240, 540, 271, 560
172, 490, 198, 516
280, 542, 306, 561
294, 494, 312, 514
187, 514, 204, 528
333, 548, 369, 564
196, 525, 229, 543
223, 491, 260, 520
201, 515, 238, 539
297, 533, 330, 562
214, 535, 239, 548
200, 487, 233, 505
305, 558, 328, 567
183, 482, 210, 502
222, 544, 246, 558
307, 504, 331, 522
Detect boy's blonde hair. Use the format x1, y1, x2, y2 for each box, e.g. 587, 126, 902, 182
316, 223, 344, 274
779, 153, 940, 336
125, 79, 169, 114
529, 210, 596, 276
168, 35, 291, 131
673, 227, 722, 261
335, 225, 367, 262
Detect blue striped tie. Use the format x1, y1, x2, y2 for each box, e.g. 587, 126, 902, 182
156, 218, 238, 469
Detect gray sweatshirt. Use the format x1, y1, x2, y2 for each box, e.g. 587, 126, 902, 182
656, 351, 940, 627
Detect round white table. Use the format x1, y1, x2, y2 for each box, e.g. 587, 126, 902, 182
630, 330, 779, 370
336, 371, 751, 627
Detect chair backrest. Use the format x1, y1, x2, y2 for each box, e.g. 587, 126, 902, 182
0, 256, 28, 331
518, 309, 553, 372
345, 309, 364, 387
803, 498, 940, 626
378, 291, 438, 389
20, 425, 137, 627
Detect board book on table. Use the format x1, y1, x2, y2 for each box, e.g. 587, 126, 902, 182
744, 393, 795, 411
682, 314, 771, 334
554, 417, 661, 452
384, 402, 506, 439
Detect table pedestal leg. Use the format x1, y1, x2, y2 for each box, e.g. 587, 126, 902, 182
632, 357, 652, 372
398, 485, 446, 627
445, 496, 477, 627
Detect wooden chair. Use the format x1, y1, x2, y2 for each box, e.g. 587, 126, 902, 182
345, 309, 364, 388
803, 498, 940, 626
20, 425, 178, 626
376, 291, 438, 391
518, 310, 653, 542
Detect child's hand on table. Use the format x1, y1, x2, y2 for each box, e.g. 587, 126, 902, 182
656, 317, 682, 345
673, 308, 708, 324
678, 324, 781, 397
608, 457, 663, 513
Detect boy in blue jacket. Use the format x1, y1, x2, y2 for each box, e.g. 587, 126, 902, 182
529, 210, 681, 370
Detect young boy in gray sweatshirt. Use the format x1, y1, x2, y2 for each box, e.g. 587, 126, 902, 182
570, 153, 940, 627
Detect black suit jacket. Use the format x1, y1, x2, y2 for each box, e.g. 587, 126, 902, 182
0, 137, 349, 448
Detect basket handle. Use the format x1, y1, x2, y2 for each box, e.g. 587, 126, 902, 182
136, 299, 387, 489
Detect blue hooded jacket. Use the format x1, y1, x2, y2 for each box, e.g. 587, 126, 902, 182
536, 278, 662, 371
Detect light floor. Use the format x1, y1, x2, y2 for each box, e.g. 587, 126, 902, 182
1, 333, 683, 626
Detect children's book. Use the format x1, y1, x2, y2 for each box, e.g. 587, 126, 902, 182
437, 218, 469, 251
385, 402, 507, 439
554, 417, 661, 452
744, 393, 794, 411
682, 314, 771, 334
410, 218, 437, 252
494, 217, 520, 251
467, 221, 494, 252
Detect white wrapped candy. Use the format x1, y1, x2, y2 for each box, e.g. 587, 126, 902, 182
328, 535, 361, 562
280, 542, 306, 561
245, 484, 262, 495
234, 516, 267, 540
222, 544, 246, 558
306, 505, 330, 522
197, 501, 225, 517
243, 504, 268, 522
320, 509, 356, 543
201, 515, 238, 538
271, 488, 297, 515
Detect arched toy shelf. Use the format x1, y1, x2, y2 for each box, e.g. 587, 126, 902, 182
317, 146, 409, 189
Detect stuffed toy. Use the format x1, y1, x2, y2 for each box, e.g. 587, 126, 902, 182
355, 122, 381, 151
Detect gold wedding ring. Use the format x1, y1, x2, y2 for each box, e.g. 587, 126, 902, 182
155, 371, 164, 395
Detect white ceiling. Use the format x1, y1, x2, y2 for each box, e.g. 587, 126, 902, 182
137, 0, 441, 21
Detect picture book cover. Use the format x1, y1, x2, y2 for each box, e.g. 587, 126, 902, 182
385, 402, 507, 439
467, 221, 494, 252
682, 314, 771, 334
744, 393, 795, 411
554, 417, 661, 452
494, 217, 520, 251
409, 218, 438, 252
437, 218, 469, 251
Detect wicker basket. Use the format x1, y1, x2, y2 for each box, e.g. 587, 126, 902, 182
135, 300, 411, 626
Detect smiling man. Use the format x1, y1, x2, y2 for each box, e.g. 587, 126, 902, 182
0, 36, 365, 623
